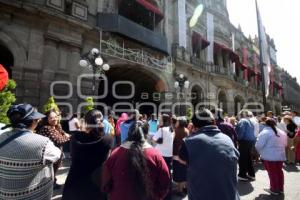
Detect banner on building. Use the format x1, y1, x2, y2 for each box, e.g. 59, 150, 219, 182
231, 32, 236, 74
256, 1, 271, 97
178, 0, 187, 48
206, 12, 214, 63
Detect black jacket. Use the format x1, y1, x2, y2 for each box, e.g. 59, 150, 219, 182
62, 131, 112, 200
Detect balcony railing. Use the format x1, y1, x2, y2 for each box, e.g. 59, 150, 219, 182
99, 38, 172, 73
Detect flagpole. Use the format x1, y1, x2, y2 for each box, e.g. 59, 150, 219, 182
255, 0, 267, 114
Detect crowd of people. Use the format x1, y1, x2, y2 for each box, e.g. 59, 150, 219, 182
1, 103, 300, 200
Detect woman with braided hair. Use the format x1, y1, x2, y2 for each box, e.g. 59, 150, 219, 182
102, 121, 170, 200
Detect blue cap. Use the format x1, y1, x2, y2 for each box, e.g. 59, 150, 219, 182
7, 104, 45, 121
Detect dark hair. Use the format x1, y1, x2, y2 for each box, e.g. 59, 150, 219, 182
36, 109, 58, 132
192, 109, 215, 128
70, 113, 78, 120
127, 121, 153, 199
211, 109, 224, 121
9, 112, 34, 129
161, 114, 171, 127
265, 118, 279, 137
177, 116, 187, 128
84, 109, 104, 138
151, 114, 156, 120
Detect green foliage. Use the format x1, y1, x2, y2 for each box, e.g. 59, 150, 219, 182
43, 96, 60, 113
84, 97, 94, 112
0, 80, 16, 124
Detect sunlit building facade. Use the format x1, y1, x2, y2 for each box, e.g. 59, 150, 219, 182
0, 0, 298, 115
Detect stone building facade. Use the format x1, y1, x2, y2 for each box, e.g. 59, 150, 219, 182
0, 0, 296, 115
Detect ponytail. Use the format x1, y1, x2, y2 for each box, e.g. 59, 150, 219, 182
127, 121, 153, 199
266, 118, 279, 137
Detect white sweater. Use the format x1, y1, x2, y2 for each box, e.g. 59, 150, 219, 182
255, 127, 287, 161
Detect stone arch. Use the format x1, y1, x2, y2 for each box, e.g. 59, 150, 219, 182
234, 95, 245, 115
190, 84, 204, 109
98, 64, 170, 116
217, 89, 228, 114
0, 43, 14, 78
0, 31, 27, 69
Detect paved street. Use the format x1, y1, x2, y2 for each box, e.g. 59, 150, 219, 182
52, 158, 300, 200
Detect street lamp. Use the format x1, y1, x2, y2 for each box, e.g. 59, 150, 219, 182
174, 73, 190, 115
79, 48, 110, 95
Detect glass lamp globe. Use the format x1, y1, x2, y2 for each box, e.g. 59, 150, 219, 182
184, 80, 190, 89
95, 57, 103, 66
174, 81, 179, 88
102, 63, 110, 71
91, 48, 99, 56
179, 74, 184, 79
79, 59, 88, 67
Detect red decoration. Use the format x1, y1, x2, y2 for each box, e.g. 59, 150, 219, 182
0, 64, 9, 91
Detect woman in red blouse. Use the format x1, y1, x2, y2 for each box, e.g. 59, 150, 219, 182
102, 121, 170, 200
38, 109, 70, 189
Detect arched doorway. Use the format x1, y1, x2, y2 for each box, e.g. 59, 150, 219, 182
234, 95, 245, 115
218, 90, 228, 114
0, 43, 14, 78
98, 65, 166, 116
191, 85, 204, 110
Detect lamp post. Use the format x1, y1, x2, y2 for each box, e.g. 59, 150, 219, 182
79, 48, 110, 95
174, 73, 190, 116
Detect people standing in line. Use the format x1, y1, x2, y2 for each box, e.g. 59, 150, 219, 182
212, 109, 238, 147
293, 116, 300, 164
148, 114, 158, 143
235, 109, 256, 181
259, 116, 268, 132
173, 116, 189, 196
62, 109, 112, 200
267, 111, 275, 119
283, 115, 297, 164
255, 118, 287, 195
38, 109, 70, 189
152, 114, 174, 200
178, 109, 240, 200
107, 113, 116, 145
187, 122, 194, 135
102, 121, 170, 200
0, 104, 61, 200
68, 113, 81, 134
115, 113, 128, 146
248, 111, 260, 163
229, 116, 238, 128
120, 110, 139, 143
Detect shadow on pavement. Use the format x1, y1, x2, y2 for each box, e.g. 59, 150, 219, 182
283, 164, 300, 172
237, 181, 254, 196
254, 163, 265, 173
254, 194, 285, 200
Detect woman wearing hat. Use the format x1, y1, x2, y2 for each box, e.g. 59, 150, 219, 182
255, 118, 287, 195
0, 104, 61, 200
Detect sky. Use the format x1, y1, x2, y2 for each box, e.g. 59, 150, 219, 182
227, 0, 300, 84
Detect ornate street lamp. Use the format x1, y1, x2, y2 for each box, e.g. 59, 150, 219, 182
174, 73, 190, 115
79, 48, 110, 95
